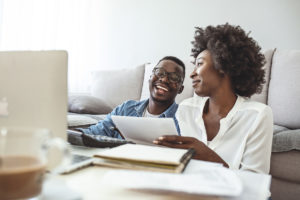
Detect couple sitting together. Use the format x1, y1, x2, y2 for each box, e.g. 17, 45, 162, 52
77, 23, 273, 174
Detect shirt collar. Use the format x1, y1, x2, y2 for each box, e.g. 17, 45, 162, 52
159, 101, 178, 118
135, 99, 149, 117
135, 99, 178, 118
198, 95, 244, 122
207, 95, 245, 148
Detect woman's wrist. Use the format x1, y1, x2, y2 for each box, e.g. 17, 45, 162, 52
194, 146, 229, 168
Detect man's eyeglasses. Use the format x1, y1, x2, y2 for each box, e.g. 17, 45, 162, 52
152, 67, 183, 83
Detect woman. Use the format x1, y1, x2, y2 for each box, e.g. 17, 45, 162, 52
153, 24, 273, 173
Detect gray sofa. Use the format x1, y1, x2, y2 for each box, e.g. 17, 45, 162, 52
68, 49, 300, 200
261, 49, 300, 200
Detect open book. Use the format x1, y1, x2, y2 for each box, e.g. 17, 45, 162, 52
93, 144, 194, 173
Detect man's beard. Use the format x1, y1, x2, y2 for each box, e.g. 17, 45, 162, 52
150, 95, 172, 104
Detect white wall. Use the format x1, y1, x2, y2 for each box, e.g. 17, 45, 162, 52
0, 0, 3, 41
1, 0, 299, 93
96, 0, 300, 70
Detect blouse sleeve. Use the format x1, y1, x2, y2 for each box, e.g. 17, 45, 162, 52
240, 106, 273, 173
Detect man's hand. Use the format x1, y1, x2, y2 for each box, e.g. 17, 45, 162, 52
153, 135, 229, 168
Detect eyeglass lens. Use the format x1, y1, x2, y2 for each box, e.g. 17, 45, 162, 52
153, 68, 182, 83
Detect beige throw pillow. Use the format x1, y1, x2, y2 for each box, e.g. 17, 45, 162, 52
250, 49, 276, 104
90, 64, 145, 108
268, 49, 300, 129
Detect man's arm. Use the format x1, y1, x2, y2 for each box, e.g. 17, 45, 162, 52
77, 103, 128, 138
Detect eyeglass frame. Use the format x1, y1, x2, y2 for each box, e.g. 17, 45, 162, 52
152, 67, 184, 84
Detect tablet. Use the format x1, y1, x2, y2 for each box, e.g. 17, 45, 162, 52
111, 116, 178, 145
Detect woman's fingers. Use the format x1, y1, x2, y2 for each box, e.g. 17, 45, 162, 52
155, 135, 196, 144
156, 135, 179, 142
153, 135, 198, 149
153, 139, 191, 149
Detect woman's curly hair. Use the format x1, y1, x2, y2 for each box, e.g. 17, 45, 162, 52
191, 23, 266, 97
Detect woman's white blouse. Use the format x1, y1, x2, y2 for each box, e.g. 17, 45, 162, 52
176, 95, 273, 173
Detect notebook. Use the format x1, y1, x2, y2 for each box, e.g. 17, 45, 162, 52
93, 144, 195, 173
0, 51, 68, 140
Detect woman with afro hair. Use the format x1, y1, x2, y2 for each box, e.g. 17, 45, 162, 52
154, 23, 273, 174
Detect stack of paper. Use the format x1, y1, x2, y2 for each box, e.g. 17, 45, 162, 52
93, 144, 194, 173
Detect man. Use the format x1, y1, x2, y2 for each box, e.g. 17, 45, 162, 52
76, 56, 185, 139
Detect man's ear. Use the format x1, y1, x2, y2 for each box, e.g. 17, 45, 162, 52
149, 74, 154, 80
178, 85, 184, 94
148, 75, 152, 83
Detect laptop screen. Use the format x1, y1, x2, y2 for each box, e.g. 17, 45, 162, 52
0, 51, 68, 140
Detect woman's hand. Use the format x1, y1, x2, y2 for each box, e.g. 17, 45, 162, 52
153, 135, 229, 168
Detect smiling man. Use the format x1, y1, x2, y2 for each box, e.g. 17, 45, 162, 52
75, 56, 185, 139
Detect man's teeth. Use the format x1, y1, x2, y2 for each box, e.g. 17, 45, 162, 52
156, 85, 168, 91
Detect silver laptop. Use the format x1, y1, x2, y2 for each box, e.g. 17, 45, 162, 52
0, 51, 95, 173
0, 50, 68, 140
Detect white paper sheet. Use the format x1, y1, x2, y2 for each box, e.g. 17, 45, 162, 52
230, 170, 271, 200
185, 160, 271, 200
41, 176, 82, 200
111, 116, 178, 145
101, 166, 243, 197
101, 159, 272, 200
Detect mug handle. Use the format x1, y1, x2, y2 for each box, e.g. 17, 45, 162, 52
44, 137, 72, 174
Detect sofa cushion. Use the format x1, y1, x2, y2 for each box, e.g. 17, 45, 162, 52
67, 113, 106, 128
270, 150, 300, 183
176, 60, 195, 103
273, 124, 289, 134
250, 49, 275, 104
271, 177, 300, 200
68, 95, 113, 114
91, 64, 145, 108
140, 63, 154, 101
140, 60, 195, 103
67, 114, 98, 128
272, 128, 300, 152
268, 50, 300, 129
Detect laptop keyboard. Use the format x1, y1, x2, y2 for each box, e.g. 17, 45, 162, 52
58, 154, 94, 174
82, 133, 133, 148
71, 154, 92, 164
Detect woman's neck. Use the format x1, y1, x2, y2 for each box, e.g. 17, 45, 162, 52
205, 92, 237, 118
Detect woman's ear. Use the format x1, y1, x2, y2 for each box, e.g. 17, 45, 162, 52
218, 69, 225, 77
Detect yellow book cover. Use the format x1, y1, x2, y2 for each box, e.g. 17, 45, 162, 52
93, 144, 194, 173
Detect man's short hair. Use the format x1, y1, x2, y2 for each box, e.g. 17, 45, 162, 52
157, 56, 185, 81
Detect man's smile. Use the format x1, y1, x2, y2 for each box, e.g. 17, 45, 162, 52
154, 84, 170, 95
